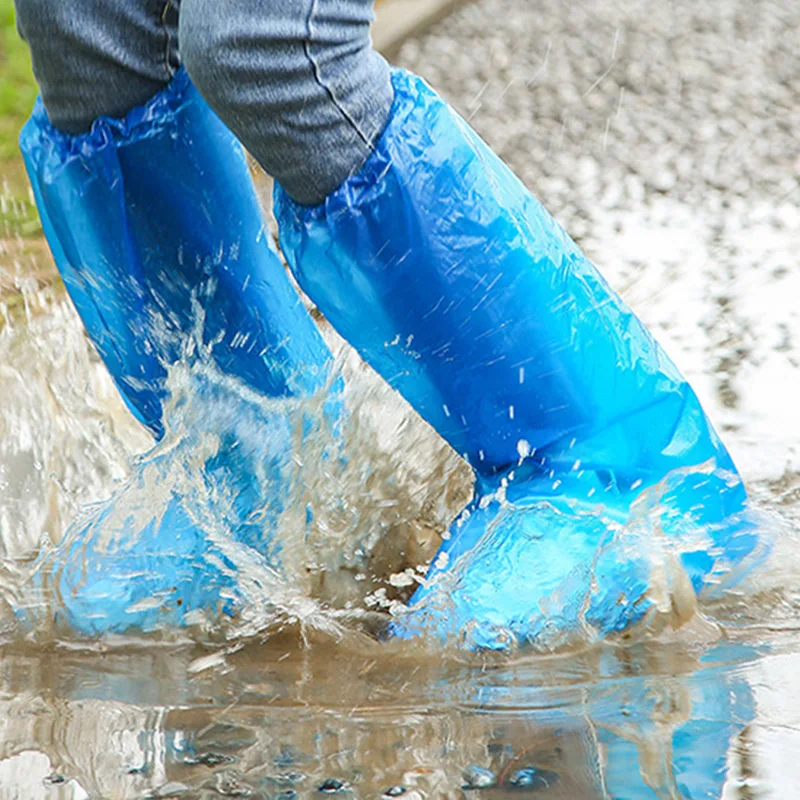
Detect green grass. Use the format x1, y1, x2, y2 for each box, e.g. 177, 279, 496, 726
0, 0, 40, 238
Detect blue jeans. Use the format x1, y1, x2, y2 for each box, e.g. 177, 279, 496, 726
14, 0, 393, 205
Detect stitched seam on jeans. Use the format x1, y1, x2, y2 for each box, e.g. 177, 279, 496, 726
303, 0, 373, 150
161, 0, 176, 78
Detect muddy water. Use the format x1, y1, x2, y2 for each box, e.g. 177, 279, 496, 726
2, 210, 800, 799
0, 625, 796, 800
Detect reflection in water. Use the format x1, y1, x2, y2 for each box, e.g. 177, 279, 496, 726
2, 279, 800, 798
0, 630, 793, 798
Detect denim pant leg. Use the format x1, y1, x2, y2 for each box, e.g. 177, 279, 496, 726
15, 0, 392, 204
14, 0, 180, 134
179, 0, 394, 206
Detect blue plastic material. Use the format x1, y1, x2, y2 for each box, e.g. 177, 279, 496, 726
19, 70, 335, 635
27, 371, 305, 635
275, 68, 765, 649
20, 67, 332, 440
43, 481, 243, 636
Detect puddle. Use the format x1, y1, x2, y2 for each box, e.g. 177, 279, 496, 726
1, 203, 800, 797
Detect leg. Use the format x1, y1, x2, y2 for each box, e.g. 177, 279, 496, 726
15, 0, 179, 133
16, 0, 338, 635
275, 70, 768, 648
18, 0, 335, 433
179, 0, 393, 206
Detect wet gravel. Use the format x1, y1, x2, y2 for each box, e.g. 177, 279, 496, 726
396, 0, 800, 489
397, 0, 798, 227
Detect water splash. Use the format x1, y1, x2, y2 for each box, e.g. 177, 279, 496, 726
0, 280, 472, 644
2, 274, 800, 800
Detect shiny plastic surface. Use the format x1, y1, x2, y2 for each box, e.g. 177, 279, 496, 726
20, 67, 332, 440
19, 71, 335, 635
275, 68, 764, 648
24, 371, 300, 635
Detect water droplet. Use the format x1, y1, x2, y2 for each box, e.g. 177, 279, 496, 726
462, 765, 496, 790
506, 767, 559, 791
184, 752, 236, 767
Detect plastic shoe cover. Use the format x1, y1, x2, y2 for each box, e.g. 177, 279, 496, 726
16, 368, 318, 636
20, 67, 332, 439
275, 68, 767, 650
18, 71, 336, 635
35, 491, 242, 637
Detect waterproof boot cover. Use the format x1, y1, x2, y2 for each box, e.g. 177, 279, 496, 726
275, 68, 766, 650
19, 69, 335, 635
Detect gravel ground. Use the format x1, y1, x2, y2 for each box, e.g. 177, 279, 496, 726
396, 0, 800, 491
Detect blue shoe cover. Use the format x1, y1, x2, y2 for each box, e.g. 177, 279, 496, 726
37, 491, 242, 637
20, 67, 332, 439
18, 71, 336, 636
19, 370, 305, 637
274, 68, 767, 649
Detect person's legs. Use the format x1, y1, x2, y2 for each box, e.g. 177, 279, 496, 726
152, 0, 763, 649
179, 0, 393, 206
17, 0, 394, 206
15, 0, 340, 635
16, 0, 766, 642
